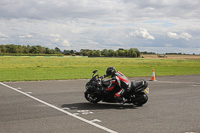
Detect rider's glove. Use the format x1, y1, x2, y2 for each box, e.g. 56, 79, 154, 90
103, 74, 107, 78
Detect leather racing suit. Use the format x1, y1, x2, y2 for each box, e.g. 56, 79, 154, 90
105, 71, 131, 101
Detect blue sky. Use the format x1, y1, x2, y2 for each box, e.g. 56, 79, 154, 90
0, 0, 200, 54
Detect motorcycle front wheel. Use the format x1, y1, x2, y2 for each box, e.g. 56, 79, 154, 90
84, 92, 101, 104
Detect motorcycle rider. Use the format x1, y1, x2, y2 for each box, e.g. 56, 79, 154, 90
103, 66, 131, 103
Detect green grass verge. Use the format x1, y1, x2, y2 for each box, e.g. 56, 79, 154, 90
0, 56, 200, 81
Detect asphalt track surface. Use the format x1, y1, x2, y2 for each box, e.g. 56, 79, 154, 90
0, 75, 200, 133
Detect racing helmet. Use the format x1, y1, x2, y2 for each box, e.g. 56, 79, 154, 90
106, 66, 116, 77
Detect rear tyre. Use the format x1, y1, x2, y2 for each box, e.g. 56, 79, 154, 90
133, 93, 148, 106
84, 92, 101, 104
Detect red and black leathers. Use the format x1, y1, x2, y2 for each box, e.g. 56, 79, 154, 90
105, 71, 131, 99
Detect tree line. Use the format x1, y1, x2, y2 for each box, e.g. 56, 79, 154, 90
0, 44, 62, 55
0, 44, 141, 57
80, 48, 141, 57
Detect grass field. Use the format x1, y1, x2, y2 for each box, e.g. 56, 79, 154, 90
0, 56, 200, 81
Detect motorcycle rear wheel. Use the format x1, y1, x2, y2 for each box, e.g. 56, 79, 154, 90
133, 93, 148, 106
84, 93, 101, 103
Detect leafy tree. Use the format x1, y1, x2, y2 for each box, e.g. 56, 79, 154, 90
117, 48, 126, 57
96, 50, 101, 57
102, 49, 108, 57
108, 49, 116, 57
55, 47, 61, 54
80, 49, 92, 56
0, 45, 7, 53
63, 50, 70, 55
128, 48, 137, 57
0, 44, 142, 57
134, 48, 141, 57
30, 46, 39, 54
45, 48, 51, 54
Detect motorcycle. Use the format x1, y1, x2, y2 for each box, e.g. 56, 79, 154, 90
84, 70, 149, 106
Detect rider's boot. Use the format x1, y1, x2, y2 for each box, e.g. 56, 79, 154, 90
114, 96, 126, 105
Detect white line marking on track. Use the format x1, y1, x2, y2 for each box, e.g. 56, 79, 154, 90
190, 85, 200, 87
156, 81, 199, 84
77, 110, 94, 115
73, 113, 79, 115
62, 107, 70, 110
0, 82, 118, 133
91, 119, 102, 123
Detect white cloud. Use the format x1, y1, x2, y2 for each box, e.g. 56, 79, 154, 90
129, 28, 155, 40
50, 34, 60, 38
167, 32, 192, 40
0, 32, 8, 41
62, 40, 70, 47
19, 34, 33, 38
0, 32, 8, 38
180, 33, 192, 40
88, 40, 99, 45
165, 44, 173, 47
167, 32, 179, 39
49, 34, 70, 47
50, 34, 61, 42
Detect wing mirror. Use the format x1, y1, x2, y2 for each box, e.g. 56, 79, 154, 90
93, 70, 98, 74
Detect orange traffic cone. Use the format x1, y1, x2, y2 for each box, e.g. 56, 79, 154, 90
151, 69, 156, 81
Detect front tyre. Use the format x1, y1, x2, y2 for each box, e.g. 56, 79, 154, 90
84, 92, 101, 104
